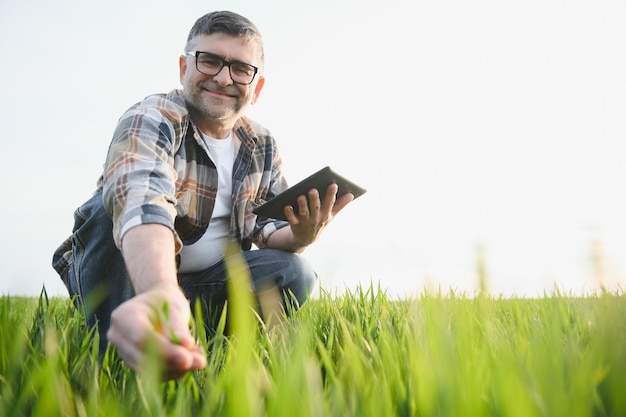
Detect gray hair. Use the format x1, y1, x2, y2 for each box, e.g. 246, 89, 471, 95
185, 11, 264, 68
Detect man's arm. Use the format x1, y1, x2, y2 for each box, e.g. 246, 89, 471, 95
106, 224, 206, 378
265, 184, 354, 253
121, 224, 178, 292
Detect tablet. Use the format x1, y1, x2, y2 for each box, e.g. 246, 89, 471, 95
253, 166, 367, 221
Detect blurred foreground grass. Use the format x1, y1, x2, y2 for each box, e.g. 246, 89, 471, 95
1, 285, 625, 417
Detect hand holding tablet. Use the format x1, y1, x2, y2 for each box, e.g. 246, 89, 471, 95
253, 166, 367, 221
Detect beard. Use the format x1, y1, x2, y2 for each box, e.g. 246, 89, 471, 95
184, 82, 248, 122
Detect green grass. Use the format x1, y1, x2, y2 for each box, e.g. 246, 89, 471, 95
1, 285, 625, 417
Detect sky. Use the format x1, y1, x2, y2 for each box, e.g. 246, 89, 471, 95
1, 0, 625, 298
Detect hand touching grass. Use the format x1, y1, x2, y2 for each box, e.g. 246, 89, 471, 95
107, 283, 206, 379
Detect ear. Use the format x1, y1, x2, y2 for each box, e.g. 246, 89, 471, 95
179, 55, 188, 84
250, 75, 265, 105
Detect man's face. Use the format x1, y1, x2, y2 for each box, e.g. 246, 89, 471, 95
179, 33, 265, 134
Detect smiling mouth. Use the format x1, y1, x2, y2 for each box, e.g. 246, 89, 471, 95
203, 87, 236, 99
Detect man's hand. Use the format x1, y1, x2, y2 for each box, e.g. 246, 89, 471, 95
107, 283, 206, 379
269, 183, 353, 252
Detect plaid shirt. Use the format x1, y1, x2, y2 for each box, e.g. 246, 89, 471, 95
100, 89, 289, 253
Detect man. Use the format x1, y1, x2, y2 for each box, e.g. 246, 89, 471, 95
52, 11, 353, 378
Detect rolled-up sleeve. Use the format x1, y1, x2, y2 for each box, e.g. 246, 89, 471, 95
101, 96, 187, 251
251, 137, 290, 247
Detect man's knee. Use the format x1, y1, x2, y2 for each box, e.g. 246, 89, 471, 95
245, 249, 317, 306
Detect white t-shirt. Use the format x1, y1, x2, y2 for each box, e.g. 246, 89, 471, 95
178, 132, 240, 273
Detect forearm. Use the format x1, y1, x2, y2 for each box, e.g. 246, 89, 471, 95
120, 223, 179, 293
265, 226, 307, 254
110, 223, 205, 378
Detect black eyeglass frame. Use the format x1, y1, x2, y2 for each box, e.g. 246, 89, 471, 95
186, 51, 259, 85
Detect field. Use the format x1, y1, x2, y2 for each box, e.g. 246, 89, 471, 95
1, 285, 625, 417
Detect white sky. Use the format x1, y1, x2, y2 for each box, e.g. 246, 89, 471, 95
1, 0, 625, 298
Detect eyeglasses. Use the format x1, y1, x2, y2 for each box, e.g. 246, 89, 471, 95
186, 51, 259, 85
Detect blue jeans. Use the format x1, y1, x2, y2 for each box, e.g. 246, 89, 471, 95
57, 192, 317, 354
